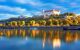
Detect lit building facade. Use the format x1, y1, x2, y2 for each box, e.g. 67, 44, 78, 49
43, 9, 60, 18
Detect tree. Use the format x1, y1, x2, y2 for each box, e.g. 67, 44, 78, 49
30, 20, 36, 26
72, 19, 78, 25
39, 20, 46, 26
63, 12, 76, 16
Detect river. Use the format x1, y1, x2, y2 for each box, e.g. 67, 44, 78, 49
0, 29, 80, 50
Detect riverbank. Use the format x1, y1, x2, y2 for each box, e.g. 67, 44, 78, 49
0, 26, 80, 30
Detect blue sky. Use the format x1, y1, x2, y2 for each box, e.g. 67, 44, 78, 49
0, 0, 80, 20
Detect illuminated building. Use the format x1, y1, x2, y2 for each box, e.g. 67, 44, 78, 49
43, 9, 60, 18
52, 9, 60, 15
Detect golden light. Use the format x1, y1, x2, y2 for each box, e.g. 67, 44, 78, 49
52, 38, 61, 48
42, 37, 46, 48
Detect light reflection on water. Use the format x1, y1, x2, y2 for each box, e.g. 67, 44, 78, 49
0, 29, 80, 50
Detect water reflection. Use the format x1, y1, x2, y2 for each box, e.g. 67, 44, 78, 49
0, 29, 80, 49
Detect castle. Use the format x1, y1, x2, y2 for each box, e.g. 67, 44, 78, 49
42, 9, 60, 18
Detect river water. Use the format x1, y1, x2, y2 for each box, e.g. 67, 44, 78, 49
0, 29, 80, 50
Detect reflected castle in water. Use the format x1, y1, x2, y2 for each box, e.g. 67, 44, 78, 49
0, 29, 80, 48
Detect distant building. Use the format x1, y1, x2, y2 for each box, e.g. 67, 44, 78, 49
42, 9, 60, 18
52, 9, 60, 15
